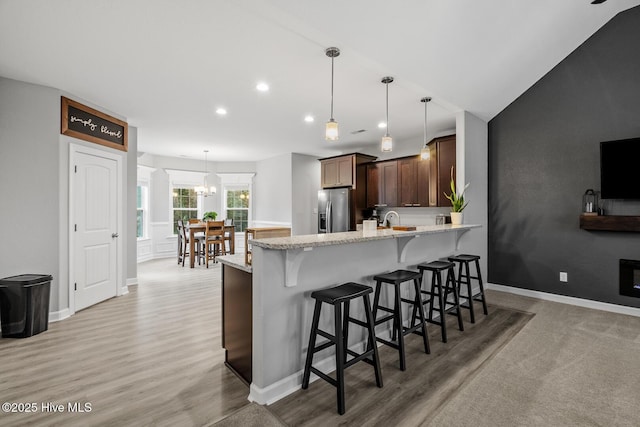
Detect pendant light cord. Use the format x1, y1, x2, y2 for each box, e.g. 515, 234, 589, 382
385, 82, 389, 137
423, 100, 427, 147
330, 56, 335, 120
203, 150, 208, 190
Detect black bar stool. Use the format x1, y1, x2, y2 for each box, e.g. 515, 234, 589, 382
370, 270, 430, 371
416, 260, 464, 343
448, 254, 488, 323
302, 282, 383, 415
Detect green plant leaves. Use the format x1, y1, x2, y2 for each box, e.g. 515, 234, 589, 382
443, 166, 469, 212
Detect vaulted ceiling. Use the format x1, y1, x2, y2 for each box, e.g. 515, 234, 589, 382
1, 0, 639, 161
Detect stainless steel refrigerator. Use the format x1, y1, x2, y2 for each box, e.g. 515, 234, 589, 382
318, 188, 353, 233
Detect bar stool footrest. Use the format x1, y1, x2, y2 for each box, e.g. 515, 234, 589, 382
345, 349, 376, 369
312, 340, 335, 353
374, 313, 395, 325
376, 337, 400, 350
310, 367, 337, 388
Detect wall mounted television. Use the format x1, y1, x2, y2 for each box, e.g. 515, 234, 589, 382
600, 137, 640, 199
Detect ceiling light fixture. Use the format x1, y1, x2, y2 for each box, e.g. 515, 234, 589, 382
256, 82, 269, 92
304, 115, 314, 123
378, 122, 387, 129
381, 76, 394, 152
194, 150, 216, 197
420, 97, 432, 160
325, 47, 340, 141
216, 108, 227, 115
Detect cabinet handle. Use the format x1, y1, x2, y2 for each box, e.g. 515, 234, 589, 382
374, 204, 388, 207
413, 204, 421, 207
403, 204, 413, 207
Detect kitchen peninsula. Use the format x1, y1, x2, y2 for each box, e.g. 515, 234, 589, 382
217, 223, 480, 405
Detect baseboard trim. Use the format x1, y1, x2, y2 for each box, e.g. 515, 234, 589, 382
487, 283, 640, 318
126, 277, 138, 287
249, 335, 391, 405
49, 308, 71, 323
249, 349, 338, 405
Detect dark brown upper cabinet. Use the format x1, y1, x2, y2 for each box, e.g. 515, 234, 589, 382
366, 160, 398, 208
428, 135, 456, 207
398, 156, 430, 207
320, 153, 376, 189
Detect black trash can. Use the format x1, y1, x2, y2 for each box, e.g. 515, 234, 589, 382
0, 274, 52, 338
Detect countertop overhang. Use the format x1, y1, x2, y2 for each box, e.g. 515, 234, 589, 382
249, 224, 481, 250
217, 253, 252, 273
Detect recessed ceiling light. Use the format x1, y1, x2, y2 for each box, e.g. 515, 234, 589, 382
256, 82, 269, 92
378, 122, 387, 129
304, 115, 314, 123
216, 108, 227, 115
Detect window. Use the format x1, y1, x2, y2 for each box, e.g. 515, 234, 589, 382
172, 187, 198, 234
218, 173, 254, 236
136, 165, 155, 240
136, 184, 149, 239
225, 187, 250, 232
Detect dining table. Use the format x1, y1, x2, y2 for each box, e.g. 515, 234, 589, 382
186, 222, 235, 268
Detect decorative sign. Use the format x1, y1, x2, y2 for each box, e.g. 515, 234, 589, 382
61, 96, 128, 152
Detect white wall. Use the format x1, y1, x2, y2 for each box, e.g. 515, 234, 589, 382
126, 127, 138, 285
291, 153, 320, 235
253, 153, 292, 227
457, 111, 489, 274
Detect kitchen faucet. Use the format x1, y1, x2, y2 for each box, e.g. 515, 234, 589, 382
382, 210, 400, 227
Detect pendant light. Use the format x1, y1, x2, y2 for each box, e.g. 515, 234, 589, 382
420, 97, 432, 160
381, 76, 394, 152
195, 150, 216, 197
325, 47, 340, 141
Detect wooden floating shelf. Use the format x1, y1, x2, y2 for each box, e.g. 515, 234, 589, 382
579, 215, 640, 232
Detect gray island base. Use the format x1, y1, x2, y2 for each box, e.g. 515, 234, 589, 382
221, 224, 481, 405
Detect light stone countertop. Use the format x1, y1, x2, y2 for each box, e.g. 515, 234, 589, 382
249, 224, 481, 250
216, 253, 252, 273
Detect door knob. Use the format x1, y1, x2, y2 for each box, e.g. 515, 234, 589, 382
112, 233, 119, 238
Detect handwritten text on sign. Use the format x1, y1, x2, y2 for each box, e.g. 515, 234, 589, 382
61, 96, 128, 152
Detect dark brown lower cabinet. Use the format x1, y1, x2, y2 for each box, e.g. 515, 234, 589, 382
222, 264, 252, 384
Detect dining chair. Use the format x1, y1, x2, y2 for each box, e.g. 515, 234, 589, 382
199, 220, 226, 268
188, 218, 200, 224
223, 218, 234, 254
180, 221, 200, 267
177, 220, 184, 265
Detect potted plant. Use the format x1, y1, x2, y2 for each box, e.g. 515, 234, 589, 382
443, 166, 469, 225
203, 211, 218, 221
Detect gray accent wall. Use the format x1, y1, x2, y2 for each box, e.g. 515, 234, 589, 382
0, 77, 60, 310
488, 6, 640, 308
1, 77, 131, 316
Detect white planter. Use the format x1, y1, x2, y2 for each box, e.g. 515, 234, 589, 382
450, 212, 463, 225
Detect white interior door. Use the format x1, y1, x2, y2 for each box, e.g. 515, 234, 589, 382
74, 151, 118, 311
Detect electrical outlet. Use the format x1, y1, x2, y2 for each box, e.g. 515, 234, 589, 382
559, 272, 568, 282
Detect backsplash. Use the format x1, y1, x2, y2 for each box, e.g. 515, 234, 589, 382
376, 207, 452, 226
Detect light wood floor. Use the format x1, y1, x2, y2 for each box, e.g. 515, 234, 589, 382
0, 258, 249, 427
268, 305, 532, 426
7, 258, 635, 427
